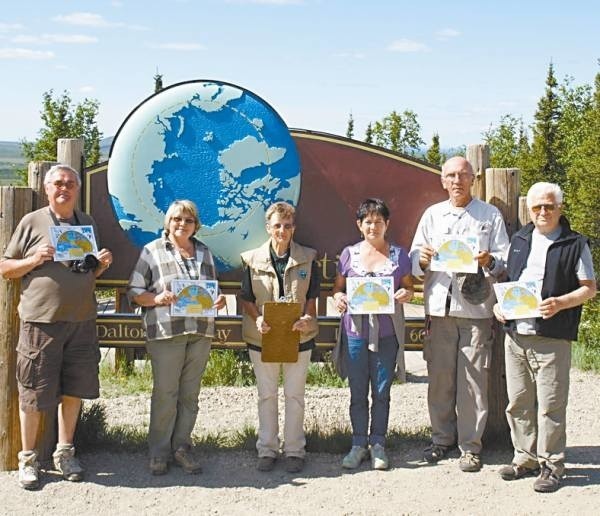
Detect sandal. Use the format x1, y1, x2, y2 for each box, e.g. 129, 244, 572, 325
423, 443, 453, 463
499, 463, 540, 481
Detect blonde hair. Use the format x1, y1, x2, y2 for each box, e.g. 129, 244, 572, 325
163, 200, 201, 234
265, 201, 296, 223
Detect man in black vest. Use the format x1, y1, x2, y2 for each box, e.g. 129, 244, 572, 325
493, 182, 596, 493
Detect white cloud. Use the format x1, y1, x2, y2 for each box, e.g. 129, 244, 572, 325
436, 28, 461, 40
0, 47, 55, 59
79, 85, 95, 93
53, 12, 114, 27
52, 12, 148, 30
387, 38, 429, 53
0, 22, 24, 32
148, 42, 205, 51
12, 33, 98, 44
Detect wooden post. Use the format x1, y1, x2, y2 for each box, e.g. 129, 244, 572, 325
518, 196, 529, 230
0, 187, 33, 471
483, 167, 520, 447
466, 144, 490, 201
57, 138, 84, 210
27, 161, 56, 209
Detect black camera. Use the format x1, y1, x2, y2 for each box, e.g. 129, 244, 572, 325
70, 254, 100, 273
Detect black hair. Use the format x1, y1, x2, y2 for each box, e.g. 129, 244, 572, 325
356, 198, 390, 222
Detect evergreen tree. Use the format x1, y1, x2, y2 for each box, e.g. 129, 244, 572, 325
522, 62, 563, 192
154, 71, 164, 93
21, 90, 102, 167
364, 122, 373, 144
369, 109, 424, 154
483, 114, 529, 169
425, 133, 442, 166
346, 112, 354, 139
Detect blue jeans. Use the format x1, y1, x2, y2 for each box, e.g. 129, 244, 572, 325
345, 333, 399, 447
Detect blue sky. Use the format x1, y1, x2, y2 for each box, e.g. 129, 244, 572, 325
1, 0, 598, 147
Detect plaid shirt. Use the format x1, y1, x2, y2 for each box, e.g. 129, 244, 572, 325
127, 233, 217, 341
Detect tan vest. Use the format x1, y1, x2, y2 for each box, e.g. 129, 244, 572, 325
241, 239, 318, 347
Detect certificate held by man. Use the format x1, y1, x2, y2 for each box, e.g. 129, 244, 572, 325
261, 301, 302, 363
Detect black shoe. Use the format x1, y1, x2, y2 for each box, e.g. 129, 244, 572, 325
256, 456, 276, 472
533, 466, 561, 493
423, 443, 453, 463
285, 456, 304, 473
499, 463, 540, 481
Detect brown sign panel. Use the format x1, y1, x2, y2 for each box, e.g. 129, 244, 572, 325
97, 313, 425, 351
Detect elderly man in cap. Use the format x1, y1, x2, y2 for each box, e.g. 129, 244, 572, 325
494, 182, 596, 493
0, 164, 112, 490
410, 156, 509, 472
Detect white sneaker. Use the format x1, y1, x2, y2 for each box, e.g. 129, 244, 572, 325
18, 450, 40, 490
370, 444, 389, 470
342, 446, 369, 469
53, 444, 84, 482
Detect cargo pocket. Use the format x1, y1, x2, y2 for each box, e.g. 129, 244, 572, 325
16, 347, 41, 389
463, 322, 493, 369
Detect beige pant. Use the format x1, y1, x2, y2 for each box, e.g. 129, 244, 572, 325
424, 316, 492, 454
249, 349, 311, 458
146, 334, 211, 459
505, 332, 571, 476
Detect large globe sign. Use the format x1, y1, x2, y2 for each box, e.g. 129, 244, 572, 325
107, 80, 301, 272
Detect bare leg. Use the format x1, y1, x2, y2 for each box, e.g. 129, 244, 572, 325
19, 409, 41, 451
57, 395, 81, 444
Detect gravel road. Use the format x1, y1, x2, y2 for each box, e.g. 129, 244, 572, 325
1, 353, 599, 515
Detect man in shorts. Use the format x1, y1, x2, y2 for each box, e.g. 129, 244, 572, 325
0, 164, 113, 490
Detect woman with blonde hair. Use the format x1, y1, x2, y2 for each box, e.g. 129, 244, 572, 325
128, 200, 225, 475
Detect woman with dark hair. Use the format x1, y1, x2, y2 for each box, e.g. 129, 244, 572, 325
127, 200, 226, 476
332, 198, 413, 470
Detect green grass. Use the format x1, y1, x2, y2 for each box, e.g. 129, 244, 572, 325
75, 402, 430, 454
572, 301, 600, 373
99, 359, 153, 397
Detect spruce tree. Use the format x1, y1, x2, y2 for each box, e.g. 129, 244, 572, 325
426, 133, 442, 166
522, 62, 563, 192
364, 123, 373, 144
346, 112, 354, 139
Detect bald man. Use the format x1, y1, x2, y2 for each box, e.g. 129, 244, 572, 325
410, 156, 509, 472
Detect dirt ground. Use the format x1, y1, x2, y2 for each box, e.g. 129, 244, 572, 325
1, 353, 599, 515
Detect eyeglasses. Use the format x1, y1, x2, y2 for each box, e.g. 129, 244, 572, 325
50, 180, 77, 190
442, 172, 473, 182
268, 223, 295, 230
531, 204, 558, 214
171, 216, 195, 225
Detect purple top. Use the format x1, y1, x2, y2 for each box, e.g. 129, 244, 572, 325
339, 242, 411, 339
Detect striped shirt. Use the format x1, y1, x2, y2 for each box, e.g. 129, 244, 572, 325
127, 234, 217, 341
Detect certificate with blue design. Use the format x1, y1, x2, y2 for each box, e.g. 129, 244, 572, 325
171, 279, 218, 317
346, 276, 395, 315
430, 235, 478, 273
493, 281, 542, 320
49, 225, 98, 262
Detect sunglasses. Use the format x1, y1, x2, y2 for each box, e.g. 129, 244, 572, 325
531, 204, 558, 214
51, 180, 77, 190
172, 216, 195, 225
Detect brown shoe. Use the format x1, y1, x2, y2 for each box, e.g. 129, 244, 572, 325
533, 466, 561, 493
149, 457, 169, 476
459, 452, 482, 472
499, 463, 540, 481
174, 446, 202, 474
256, 456, 276, 472
285, 456, 304, 473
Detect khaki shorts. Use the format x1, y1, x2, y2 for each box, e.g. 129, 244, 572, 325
16, 320, 100, 412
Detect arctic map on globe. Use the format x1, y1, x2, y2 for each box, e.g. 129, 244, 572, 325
107, 80, 301, 272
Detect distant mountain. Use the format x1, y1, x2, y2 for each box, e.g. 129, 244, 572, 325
100, 136, 114, 161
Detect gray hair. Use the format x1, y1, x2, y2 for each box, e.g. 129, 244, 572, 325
43, 164, 82, 187
526, 182, 563, 207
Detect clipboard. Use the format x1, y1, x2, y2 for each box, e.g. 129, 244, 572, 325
261, 302, 301, 363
